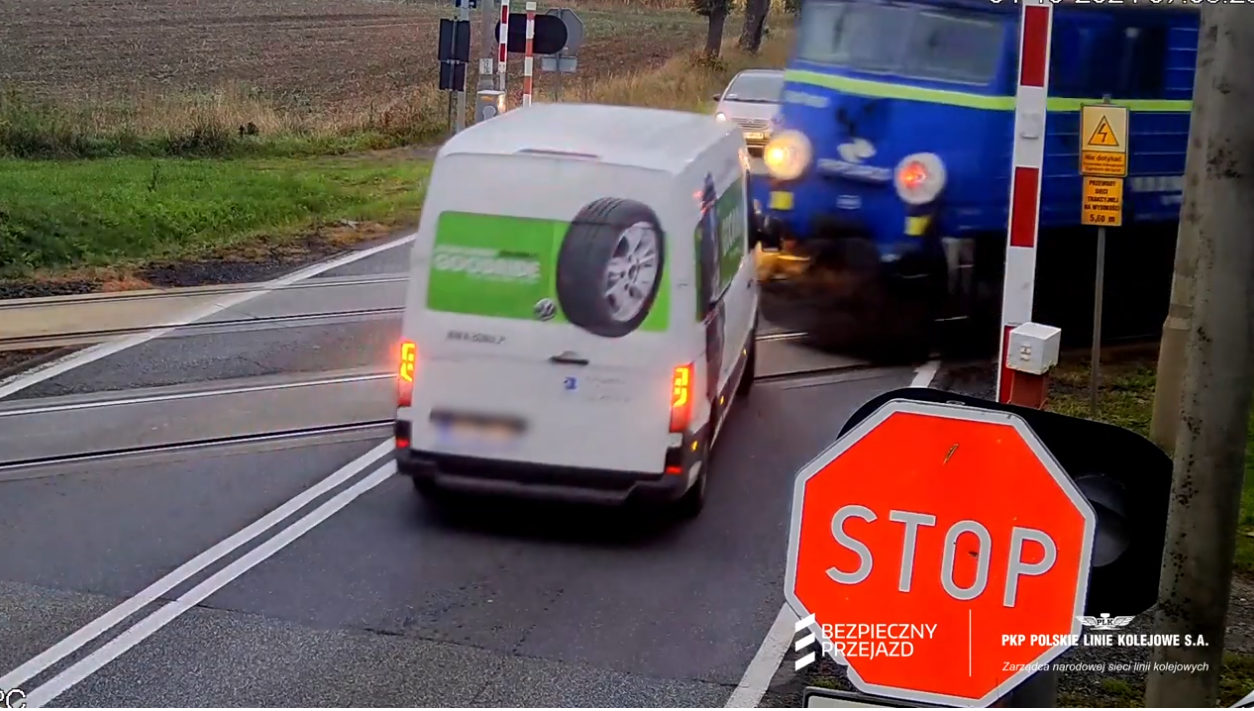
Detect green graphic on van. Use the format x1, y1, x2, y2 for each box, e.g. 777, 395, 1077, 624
695, 173, 747, 320
427, 203, 670, 337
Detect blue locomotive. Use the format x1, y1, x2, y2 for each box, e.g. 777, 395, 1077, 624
752, 0, 1197, 354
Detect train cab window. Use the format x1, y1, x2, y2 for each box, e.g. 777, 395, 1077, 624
796, 1, 911, 73
900, 12, 1004, 85
796, 0, 1002, 85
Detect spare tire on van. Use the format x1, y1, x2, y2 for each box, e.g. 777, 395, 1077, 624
556, 197, 666, 338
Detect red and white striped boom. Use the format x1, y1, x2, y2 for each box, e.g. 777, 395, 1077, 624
523, 2, 536, 106
996, 2, 1054, 404
497, 0, 511, 93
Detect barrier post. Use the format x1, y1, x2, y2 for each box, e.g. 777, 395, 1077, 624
523, 2, 535, 106
996, 0, 1053, 404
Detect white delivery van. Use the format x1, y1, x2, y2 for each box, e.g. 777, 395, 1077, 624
393, 103, 759, 518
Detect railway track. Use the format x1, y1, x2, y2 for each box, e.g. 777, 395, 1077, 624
0, 331, 888, 478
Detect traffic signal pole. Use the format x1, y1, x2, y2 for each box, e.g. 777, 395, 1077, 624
454, 0, 471, 132
478, 0, 496, 92
1145, 6, 1254, 707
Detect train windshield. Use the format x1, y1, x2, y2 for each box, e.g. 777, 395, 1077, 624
796, 0, 1005, 84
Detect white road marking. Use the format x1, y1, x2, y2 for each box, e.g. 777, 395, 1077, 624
725, 604, 800, 708
22, 459, 398, 707
21, 459, 398, 708
911, 359, 941, 389
0, 438, 394, 693
724, 358, 942, 708
0, 233, 417, 399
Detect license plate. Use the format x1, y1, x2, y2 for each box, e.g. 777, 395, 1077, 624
770, 191, 794, 210
743, 131, 765, 141
431, 411, 525, 451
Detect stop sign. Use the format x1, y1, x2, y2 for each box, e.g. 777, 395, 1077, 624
785, 399, 1096, 707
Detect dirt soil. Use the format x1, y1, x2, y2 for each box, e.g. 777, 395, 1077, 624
0, 0, 702, 109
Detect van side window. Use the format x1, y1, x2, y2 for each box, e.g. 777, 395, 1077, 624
695, 176, 748, 320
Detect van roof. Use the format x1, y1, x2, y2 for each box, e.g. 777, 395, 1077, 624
437, 103, 741, 174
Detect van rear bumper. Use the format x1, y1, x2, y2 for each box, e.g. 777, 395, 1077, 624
396, 446, 694, 506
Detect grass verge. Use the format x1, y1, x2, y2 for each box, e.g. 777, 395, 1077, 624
1, 33, 789, 288
0, 152, 431, 283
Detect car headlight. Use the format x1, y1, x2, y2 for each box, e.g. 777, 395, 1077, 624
894, 153, 946, 206
715, 112, 728, 122
763, 130, 811, 181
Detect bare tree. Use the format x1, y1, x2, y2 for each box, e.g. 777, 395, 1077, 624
738, 0, 770, 53
691, 0, 732, 57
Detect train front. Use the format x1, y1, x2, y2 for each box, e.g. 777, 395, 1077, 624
752, 0, 1011, 354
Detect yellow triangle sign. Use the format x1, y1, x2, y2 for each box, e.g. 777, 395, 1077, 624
1087, 117, 1121, 148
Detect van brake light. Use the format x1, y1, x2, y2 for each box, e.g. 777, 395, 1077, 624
398, 341, 417, 407
670, 363, 694, 433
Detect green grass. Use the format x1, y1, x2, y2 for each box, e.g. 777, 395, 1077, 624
0, 88, 445, 160
1046, 349, 1254, 577
0, 154, 430, 279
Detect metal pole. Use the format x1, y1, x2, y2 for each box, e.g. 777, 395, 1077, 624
1089, 226, 1105, 416
1144, 5, 1254, 707
454, 1, 470, 132
497, 0, 510, 94
478, 0, 496, 93
555, 54, 563, 101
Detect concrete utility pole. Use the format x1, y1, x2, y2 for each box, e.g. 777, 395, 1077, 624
1148, 28, 1211, 455
1145, 6, 1254, 707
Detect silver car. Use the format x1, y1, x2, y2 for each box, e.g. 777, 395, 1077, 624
713, 69, 784, 156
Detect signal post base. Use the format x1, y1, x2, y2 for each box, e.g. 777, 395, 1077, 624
1003, 370, 1050, 410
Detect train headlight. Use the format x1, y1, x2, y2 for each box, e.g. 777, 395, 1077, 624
715, 112, 728, 122
763, 130, 811, 181
894, 153, 946, 205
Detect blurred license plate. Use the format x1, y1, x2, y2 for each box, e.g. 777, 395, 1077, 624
743, 131, 765, 141
431, 411, 525, 451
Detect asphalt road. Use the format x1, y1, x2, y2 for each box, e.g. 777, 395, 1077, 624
0, 236, 927, 707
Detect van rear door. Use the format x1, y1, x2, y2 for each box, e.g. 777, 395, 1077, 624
401, 154, 687, 475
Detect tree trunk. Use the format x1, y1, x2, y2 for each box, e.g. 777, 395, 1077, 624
738, 0, 769, 53
704, 7, 727, 57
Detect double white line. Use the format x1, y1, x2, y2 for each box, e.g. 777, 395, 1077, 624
0, 439, 397, 708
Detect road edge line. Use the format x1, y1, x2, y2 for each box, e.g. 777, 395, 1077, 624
0, 233, 417, 399
21, 460, 399, 708
723, 358, 942, 709
0, 438, 394, 692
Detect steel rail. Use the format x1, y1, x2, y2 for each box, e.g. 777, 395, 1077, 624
0, 273, 409, 311
0, 306, 405, 350
0, 419, 394, 475
0, 371, 392, 419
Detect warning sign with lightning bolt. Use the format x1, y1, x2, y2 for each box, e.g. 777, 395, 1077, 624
1080, 104, 1129, 178
1088, 117, 1120, 147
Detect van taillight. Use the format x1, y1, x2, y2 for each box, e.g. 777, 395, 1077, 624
670, 363, 694, 433
398, 341, 417, 407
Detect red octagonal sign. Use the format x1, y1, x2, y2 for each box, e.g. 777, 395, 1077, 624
785, 399, 1096, 707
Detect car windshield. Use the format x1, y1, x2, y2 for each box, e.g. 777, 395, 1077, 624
724, 72, 784, 103
796, 0, 1004, 84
